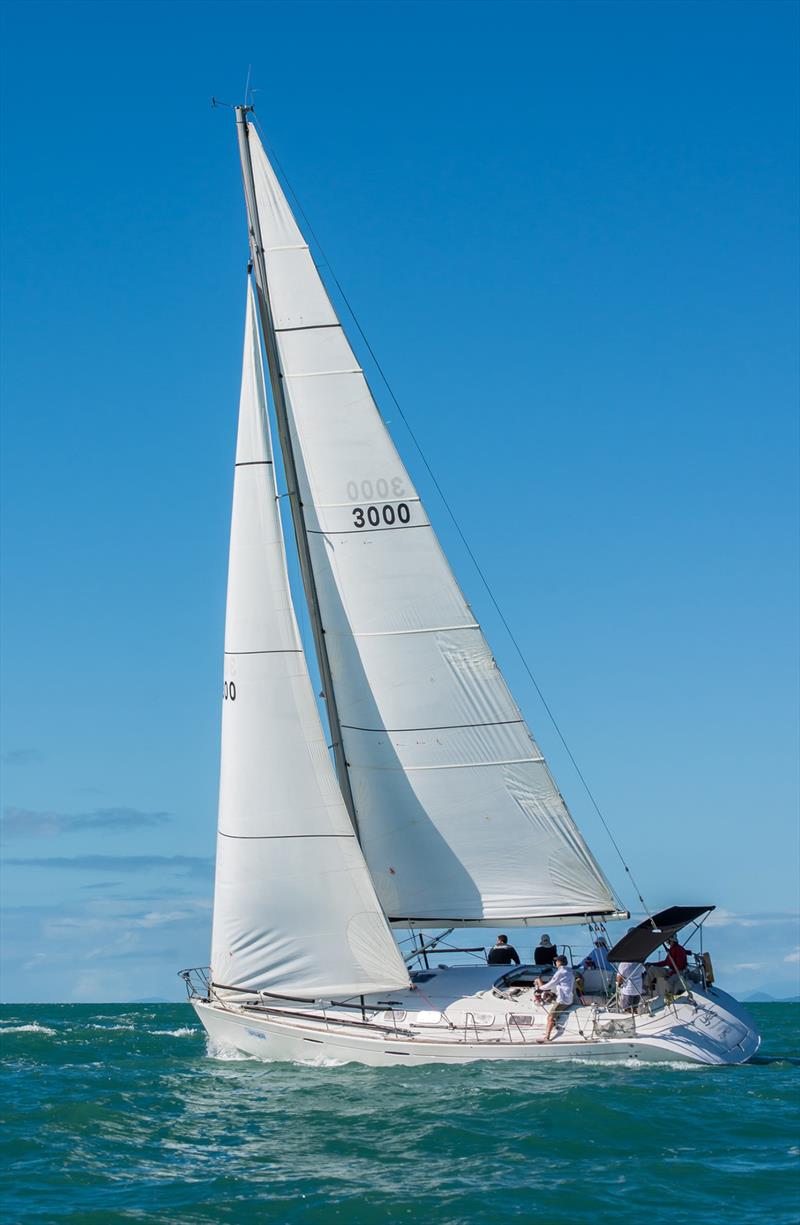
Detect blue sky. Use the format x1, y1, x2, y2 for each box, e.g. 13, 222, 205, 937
1, 0, 798, 1002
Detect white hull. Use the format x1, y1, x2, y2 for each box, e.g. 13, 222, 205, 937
191, 967, 760, 1068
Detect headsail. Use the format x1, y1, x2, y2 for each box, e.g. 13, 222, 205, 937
209, 283, 410, 995
247, 125, 624, 927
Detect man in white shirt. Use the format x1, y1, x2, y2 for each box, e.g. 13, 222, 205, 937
616, 961, 645, 1012
534, 955, 575, 1043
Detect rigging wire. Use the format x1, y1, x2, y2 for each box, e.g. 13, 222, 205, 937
250, 114, 651, 922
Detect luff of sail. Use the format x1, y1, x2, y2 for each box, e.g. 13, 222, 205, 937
247, 126, 624, 927
209, 283, 410, 996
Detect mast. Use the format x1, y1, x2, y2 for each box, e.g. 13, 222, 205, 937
234, 106, 359, 837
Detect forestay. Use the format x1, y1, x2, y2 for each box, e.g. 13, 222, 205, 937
210, 283, 410, 996
248, 126, 622, 926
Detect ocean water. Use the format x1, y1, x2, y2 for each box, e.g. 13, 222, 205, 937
1, 1003, 797, 1224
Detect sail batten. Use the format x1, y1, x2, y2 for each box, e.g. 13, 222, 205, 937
246, 125, 621, 926
209, 282, 410, 998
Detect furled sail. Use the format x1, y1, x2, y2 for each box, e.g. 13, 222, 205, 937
210, 283, 410, 995
247, 126, 623, 926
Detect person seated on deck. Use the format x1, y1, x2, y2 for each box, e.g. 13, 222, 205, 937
652, 937, 689, 978
616, 961, 645, 1013
534, 955, 575, 1043
646, 937, 690, 995
487, 934, 520, 966
534, 934, 557, 966
581, 936, 614, 974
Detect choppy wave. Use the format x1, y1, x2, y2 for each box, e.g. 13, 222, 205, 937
205, 1036, 254, 1060
0, 1021, 56, 1036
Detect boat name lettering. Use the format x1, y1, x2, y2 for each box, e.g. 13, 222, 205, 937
352, 503, 411, 529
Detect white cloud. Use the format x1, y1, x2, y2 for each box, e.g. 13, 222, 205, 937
784, 949, 800, 964
705, 909, 799, 930
132, 910, 197, 930
2, 806, 170, 838
44, 904, 206, 941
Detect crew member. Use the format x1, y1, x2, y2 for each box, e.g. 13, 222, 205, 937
653, 937, 689, 977
534, 934, 557, 966
535, 955, 575, 1042
487, 934, 520, 966
616, 961, 645, 1012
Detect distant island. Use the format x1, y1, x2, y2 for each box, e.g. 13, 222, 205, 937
741, 992, 800, 1004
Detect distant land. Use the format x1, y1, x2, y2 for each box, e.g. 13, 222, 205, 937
741, 992, 800, 1004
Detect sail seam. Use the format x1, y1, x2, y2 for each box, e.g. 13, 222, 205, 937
235, 460, 274, 467
339, 623, 480, 638
350, 755, 544, 772
314, 496, 422, 509
219, 831, 356, 840
342, 719, 525, 733
224, 649, 302, 655
275, 323, 341, 334
307, 523, 430, 536
265, 243, 309, 252
285, 368, 362, 378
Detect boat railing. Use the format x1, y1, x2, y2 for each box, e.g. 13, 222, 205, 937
179, 966, 212, 1001
240, 996, 420, 1039
400, 929, 490, 969
505, 1013, 530, 1044
462, 1012, 482, 1043
179, 967, 426, 1037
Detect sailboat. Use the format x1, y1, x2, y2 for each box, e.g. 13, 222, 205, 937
181, 107, 760, 1066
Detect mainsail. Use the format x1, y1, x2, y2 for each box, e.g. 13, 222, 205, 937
244, 123, 624, 928
210, 283, 410, 996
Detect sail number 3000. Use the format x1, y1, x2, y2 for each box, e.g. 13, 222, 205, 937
352, 503, 411, 529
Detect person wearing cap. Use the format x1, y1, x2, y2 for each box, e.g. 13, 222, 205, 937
487, 934, 520, 966
580, 936, 614, 973
535, 955, 575, 1042
534, 934, 557, 966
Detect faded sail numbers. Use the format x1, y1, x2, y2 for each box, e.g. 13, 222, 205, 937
346, 478, 405, 500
